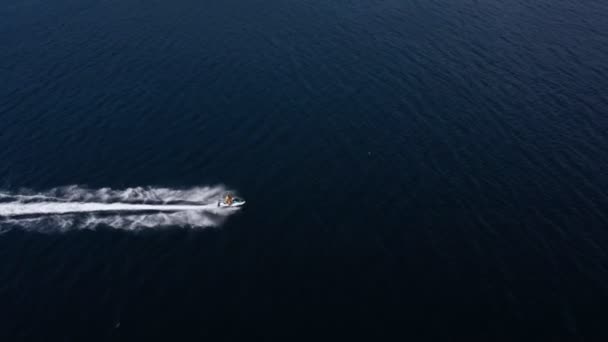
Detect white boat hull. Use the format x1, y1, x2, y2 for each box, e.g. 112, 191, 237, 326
218, 200, 245, 208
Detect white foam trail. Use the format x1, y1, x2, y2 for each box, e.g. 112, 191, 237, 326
0, 185, 240, 231
0, 185, 227, 203
0, 202, 219, 216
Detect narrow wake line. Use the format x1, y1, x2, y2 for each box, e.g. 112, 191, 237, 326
0, 202, 222, 217
0, 185, 240, 231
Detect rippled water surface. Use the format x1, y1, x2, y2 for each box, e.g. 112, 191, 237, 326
2, 0, 608, 340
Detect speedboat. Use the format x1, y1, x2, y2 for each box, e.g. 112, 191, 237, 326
218, 198, 245, 208
217, 194, 245, 208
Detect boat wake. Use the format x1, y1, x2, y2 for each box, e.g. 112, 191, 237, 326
0, 185, 240, 232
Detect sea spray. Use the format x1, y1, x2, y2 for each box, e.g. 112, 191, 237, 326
0, 185, 240, 231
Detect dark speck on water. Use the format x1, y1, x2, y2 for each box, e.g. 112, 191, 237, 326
1, 0, 608, 340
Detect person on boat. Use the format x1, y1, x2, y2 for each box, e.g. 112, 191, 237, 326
224, 194, 233, 205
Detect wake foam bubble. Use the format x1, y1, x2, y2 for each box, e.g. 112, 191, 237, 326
0, 185, 240, 231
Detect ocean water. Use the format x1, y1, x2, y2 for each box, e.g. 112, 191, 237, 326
1, 0, 608, 340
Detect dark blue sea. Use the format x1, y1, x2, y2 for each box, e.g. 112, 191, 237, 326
2, 0, 608, 340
